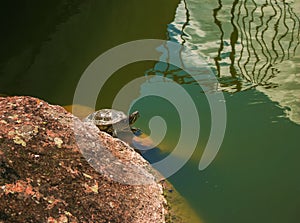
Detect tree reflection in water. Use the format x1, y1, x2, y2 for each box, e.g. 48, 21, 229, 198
148, 0, 300, 123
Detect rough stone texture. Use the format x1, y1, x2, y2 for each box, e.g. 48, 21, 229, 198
0, 96, 166, 223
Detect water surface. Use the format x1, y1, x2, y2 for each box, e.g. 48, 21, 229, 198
146, 1, 300, 222
1, 1, 300, 223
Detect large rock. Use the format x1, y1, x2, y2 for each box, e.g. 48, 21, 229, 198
0, 96, 166, 223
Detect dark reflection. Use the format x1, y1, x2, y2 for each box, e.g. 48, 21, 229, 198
0, 0, 84, 96
0, 0, 180, 104
0, 0, 82, 61
213, 0, 224, 79
225, 0, 300, 89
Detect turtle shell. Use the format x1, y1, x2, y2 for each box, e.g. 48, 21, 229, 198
84, 109, 128, 133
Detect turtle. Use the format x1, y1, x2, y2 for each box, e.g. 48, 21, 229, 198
84, 109, 140, 137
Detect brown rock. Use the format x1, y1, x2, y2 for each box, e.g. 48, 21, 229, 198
0, 96, 166, 223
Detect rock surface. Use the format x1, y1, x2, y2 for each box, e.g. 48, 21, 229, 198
0, 96, 166, 223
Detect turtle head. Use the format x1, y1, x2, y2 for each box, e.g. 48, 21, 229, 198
129, 111, 140, 125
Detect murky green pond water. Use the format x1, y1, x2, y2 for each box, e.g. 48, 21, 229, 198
1, 1, 300, 222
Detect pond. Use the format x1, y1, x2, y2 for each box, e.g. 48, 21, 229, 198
1, 1, 300, 222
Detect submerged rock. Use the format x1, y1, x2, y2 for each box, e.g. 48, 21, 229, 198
0, 96, 166, 223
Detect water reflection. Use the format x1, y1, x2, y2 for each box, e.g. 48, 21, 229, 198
146, 2, 300, 222
145, 0, 220, 94
232, 0, 300, 86
164, 0, 300, 123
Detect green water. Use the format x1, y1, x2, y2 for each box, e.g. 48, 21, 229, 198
1, 1, 300, 223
